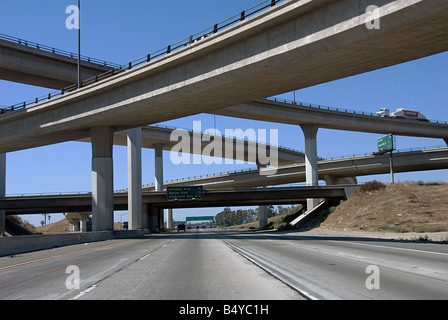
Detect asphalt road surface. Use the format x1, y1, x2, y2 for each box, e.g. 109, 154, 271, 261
0, 229, 447, 300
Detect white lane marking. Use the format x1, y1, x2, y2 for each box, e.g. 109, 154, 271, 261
332, 241, 448, 257
70, 285, 97, 300
338, 252, 366, 259
140, 253, 151, 260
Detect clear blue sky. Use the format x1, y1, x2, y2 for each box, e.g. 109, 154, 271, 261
1, 0, 447, 226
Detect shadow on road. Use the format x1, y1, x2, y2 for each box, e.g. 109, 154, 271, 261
147, 228, 448, 245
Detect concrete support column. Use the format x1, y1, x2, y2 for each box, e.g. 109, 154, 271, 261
91, 127, 114, 231
154, 144, 164, 192
65, 212, 90, 233
148, 205, 161, 233
127, 127, 142, 230
301, 125, 320, 210
166, 208, 174, 229
154, 144, 170, 230
258, 205, 268, 230
0, 154, 5, 236
80, 218, 88, 233
142, 203, 149, 231
256, 162, 269, 230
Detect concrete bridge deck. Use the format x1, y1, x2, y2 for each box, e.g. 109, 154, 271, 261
0, 0, 447, 153
0, 186, 350, 215
142, 147, 448, 190
0, 34, 119, 89
217, 99, 448, 142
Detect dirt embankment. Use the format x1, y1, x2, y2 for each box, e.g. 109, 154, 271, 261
317, 182, 448, 235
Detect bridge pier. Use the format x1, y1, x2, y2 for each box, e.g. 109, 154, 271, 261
154, 144, 173, 230
0, 154, 5, 236
258, 205, 268, 230
91, 127, 114, 231
301, 125, 320, 210
147, 205, 162, 233
166, 208, 173, 229
154, 144, 164, 192
127, 128, 142, 230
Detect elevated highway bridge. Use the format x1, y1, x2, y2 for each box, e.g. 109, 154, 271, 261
1, 0, 447, 154
154, 147, 448, 190
0, 33, 119, 89
0, 186, 349, 216
1, 0, 448, 232
1, 147, 446, 232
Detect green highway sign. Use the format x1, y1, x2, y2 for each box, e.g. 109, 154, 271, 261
186, 216, 215, 222
378, 134, 394, 152
167, 186, 203, 200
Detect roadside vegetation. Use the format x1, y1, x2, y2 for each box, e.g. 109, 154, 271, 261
318, 181, 448, 233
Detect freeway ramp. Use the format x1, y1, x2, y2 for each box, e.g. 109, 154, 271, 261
290, 200, 333, 229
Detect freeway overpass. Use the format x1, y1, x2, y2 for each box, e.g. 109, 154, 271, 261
1, 0, 448, 232
0, 186, 352, 233
1, 147, 446, 222
217, 98, 448, 143
0, 186, 349, 215
81, 125, 306, 165
0, 0, 447, 154
153, 147, 448, 190
0, 34, 119, 89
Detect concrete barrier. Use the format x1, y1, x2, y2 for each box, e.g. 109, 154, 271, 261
0, 230, 147, 257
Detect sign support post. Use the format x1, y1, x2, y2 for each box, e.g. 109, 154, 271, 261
376, 134, 395, 184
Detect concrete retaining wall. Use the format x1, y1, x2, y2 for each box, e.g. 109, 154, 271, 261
0, 230, 146, 257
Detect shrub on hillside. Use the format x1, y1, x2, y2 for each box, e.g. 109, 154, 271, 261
360, 180, 386, 193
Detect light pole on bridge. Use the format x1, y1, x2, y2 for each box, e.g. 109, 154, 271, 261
77, 0, 81, 89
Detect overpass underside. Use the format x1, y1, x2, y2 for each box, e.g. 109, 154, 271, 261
0, 186, 351, 231
0, 37, 117, 89
1, 0, 448, 153
1, 0, 448, 232
159, 148, 448, 190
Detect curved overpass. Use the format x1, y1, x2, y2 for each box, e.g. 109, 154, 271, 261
145, 147, 448, 190
0, 0, 447, 153
217, 99, 448, 142
1, 147, 446, 215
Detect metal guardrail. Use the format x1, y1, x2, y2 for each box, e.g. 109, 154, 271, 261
6, 146, 446, 196
0, 33, 120, 68
1, 0, 284, 115
322, 145, 448, 161
147, 124, 305, 155
161, 146, 448, 184
265, 97, 448, 125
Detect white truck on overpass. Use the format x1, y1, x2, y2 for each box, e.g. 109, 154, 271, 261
376, 108, 428, 121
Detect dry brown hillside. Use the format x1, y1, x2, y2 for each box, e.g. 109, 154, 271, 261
318, 182, 448, 233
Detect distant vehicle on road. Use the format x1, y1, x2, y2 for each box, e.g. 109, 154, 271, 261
376, 108, 428, 121
177, 224, 186, 232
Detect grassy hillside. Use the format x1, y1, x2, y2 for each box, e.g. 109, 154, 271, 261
318, 182, 448, 233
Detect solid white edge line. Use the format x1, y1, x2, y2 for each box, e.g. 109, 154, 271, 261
70, 284, 98, 300
332, 240, 448, 256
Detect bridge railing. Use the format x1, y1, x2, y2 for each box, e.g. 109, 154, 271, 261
0, 33, 120, 68
1, 0, 284, 115
146, 124, 305, 155
160, 146, 448, 185
5, 147, 446, 197
265, 97, 448, 125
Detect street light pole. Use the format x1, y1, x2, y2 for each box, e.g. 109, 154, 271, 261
77, 0, 81, 89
